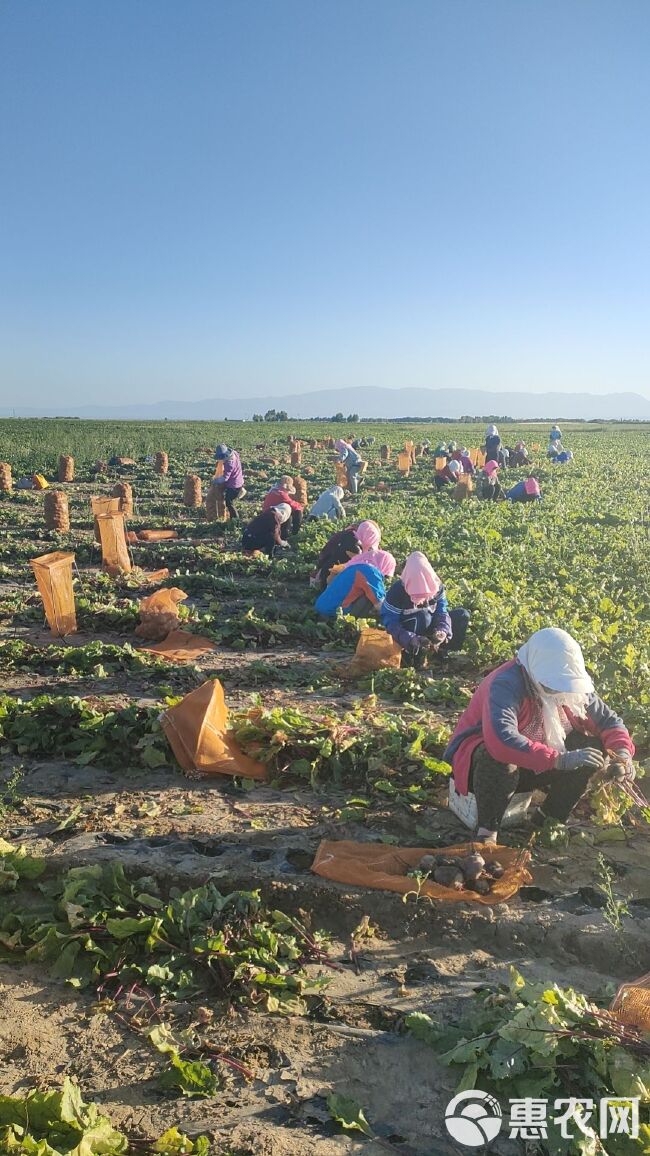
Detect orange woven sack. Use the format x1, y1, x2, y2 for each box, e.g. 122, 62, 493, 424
30, 551, 77, 637
335, 462, 348, 488
311, 840, 531, 906
610, 973, 650, 1032
97, 512, 131, 576
346, 628, 402, 676
161, 680, 267, 780
135, 587, 188, 641
397, 452, 411, 474
91, 496, 121, 542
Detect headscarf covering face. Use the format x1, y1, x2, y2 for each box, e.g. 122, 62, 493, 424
355, 520, 381, 550
334, 439, 350, 453
345, 548, 396, 578
517, 628, 594, 751
215, 444, 230, 459
401, 551, 442, 606
524, 478, 541, 496
274, 503, 292, 524
328, 486, 344, 500
483, 460, 499, 478
486, 424, 499, 438
447, 460, 462, 476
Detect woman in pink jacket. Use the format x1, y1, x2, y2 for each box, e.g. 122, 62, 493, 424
445, 628, 635, 843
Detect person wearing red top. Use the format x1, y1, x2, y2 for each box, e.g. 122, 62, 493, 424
445, 628, 634, 843
262, 477, 304, 535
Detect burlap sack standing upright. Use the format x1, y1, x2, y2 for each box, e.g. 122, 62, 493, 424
91, 496, 121, 542
58, 455, 74, 483
205, 483, 218, 521
154, 451, 169, 475
44, 490, 70, 533
0, 463, 12, 492
183, 474, 202, 508
112, 481, 133, 517
380, 445, 391, 462
96, 511, 132, 575
30, 551, 77, 636
293, 476, 308, 506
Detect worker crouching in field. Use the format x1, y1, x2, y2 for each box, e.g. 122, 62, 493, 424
308, 485, 346, 522
342, 528, 396, 578
241, 503, 292, 557
476, 460, 505, 501
450, 446, 476, 474
435, 458, 462, 491
214, 444, 245, 519
506, 477, 542, 503
315, 563, 387, 619
380, 552, 470, 668
310, 519, 389, 589
262, 477, 304, 533
444, 628, 635, 844
508, 440, 531, 467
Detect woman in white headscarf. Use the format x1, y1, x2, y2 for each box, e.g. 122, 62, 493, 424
445, 628, 635, 842
308, 485, 346, 522
484, 424, 502, 464
241, 503, 292, 557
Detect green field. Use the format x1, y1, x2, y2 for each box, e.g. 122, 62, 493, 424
0, 418, 649, 1155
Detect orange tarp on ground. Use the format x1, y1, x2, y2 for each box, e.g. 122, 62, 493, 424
30, 550, 77, 637
161, 679, 267, 780
311, 840, 531, 906
140, 630, 215, 663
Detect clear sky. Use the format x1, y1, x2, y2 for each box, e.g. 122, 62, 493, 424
1, 0, 650, 406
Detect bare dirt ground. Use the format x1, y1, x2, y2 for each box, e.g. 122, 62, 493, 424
2, 630, 650, 1153
1, 494, 649, 1154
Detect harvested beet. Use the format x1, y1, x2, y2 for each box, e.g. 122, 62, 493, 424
418, 855, 436, 873
483, 860, 505, 880
465, 877, 492, 895
434, 866, 464, 890
460, 852, 486, 881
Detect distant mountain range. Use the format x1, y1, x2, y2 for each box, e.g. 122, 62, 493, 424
1, 387, 649, 421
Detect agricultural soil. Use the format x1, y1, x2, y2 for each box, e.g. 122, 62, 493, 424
1, 418, 649, 1154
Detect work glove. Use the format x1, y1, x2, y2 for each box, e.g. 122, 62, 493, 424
609, 750, 636, 783
555, 748, 606, 773
415, 637, 433, 651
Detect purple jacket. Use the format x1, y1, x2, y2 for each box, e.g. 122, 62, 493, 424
217, 451, 243, 489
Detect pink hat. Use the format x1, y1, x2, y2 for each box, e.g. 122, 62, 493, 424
524, 477, 541, 496
484, 460, 499, 477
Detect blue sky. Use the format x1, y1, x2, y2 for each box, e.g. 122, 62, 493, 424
1, 0, 649, 406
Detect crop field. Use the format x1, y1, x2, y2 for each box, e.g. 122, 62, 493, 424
0, 417, 649, 1155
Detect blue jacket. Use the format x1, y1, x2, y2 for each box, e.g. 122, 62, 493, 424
380, 579, 452, 650
315, 564, 386, 617
506, 480, 541, 502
